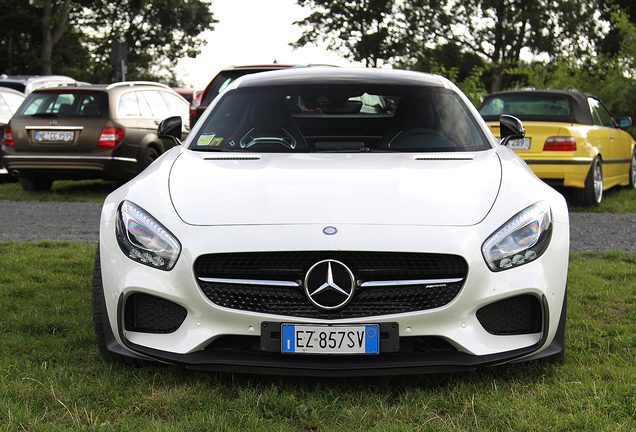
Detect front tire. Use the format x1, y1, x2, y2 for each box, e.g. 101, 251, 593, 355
138, 146, 159, 173
572, 156, 603, 207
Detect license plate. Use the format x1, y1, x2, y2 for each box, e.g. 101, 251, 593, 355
35, 131, 75, 142
281, 324, 379, 354
507, 137, 531, 150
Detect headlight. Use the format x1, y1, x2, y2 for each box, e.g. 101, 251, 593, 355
116, 200, 181, 271
482, 201, 552, 272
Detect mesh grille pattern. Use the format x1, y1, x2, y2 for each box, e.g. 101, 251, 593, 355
194, 251, 467, 281
124, 293, 187, 334
195, 251, 467, 319
476, 294, 542, 335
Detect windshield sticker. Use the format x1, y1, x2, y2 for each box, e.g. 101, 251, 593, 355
210, 137, 224, 146
197, 134, 215, 146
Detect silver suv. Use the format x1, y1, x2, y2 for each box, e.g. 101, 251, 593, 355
1, 82, 189, 191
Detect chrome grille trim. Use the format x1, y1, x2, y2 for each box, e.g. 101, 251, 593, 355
359, 278, 463, 288
198, 277, 301, 287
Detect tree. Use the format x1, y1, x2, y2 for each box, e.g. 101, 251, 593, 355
291, 0, 404, 68
0, 0, 44, 75
0, 0, 216, 84
403, 0, 602, 92
78, 0, 217, 83
41, 0, 73, 75
597, 0, 636, 56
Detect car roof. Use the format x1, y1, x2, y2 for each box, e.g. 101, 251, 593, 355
29, 81, 175, 93
232, 67, 447, 89
219, 64, 331, 72
480, 89, 596, 125
0, 75, 83, 94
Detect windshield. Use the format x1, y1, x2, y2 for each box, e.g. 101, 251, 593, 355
190, 85, 490, 153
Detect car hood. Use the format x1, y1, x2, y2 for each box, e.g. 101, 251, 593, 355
169, 150, 502, 226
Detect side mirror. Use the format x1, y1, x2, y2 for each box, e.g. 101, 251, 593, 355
499, 115, 525, 146
158, 116, 182, 144
619, 117, 632, 129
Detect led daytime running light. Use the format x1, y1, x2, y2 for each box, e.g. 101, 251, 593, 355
482, 202, 552, 272
116, 201, 181, 271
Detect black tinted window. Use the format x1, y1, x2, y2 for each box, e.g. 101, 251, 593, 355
480, 94, 570, 117
191, 85, 490, 153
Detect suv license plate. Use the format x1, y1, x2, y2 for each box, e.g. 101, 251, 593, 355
507, 137, 531, 150
281, 324, 379, 354
35, 131, 75, 142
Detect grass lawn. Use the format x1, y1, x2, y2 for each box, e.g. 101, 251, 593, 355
1, 242, 635, 430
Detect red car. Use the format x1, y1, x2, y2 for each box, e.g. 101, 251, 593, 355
190, 65, 334, 127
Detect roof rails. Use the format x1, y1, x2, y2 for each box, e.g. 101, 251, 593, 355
106, 81, 171, 90
39, 81, 91, 89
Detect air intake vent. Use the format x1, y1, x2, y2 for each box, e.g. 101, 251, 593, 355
124, 293, 187, 334
476, 294, 542, 335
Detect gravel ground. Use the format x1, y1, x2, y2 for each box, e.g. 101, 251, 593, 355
1, 200, 635, 253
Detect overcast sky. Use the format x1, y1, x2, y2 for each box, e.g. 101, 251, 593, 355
176, 0, 364, 88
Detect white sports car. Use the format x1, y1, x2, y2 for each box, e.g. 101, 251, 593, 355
93, 68, 569, 376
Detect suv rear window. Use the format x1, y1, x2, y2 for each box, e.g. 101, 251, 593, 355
17, 90, 108, 118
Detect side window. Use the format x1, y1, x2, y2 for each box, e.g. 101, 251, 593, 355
142, 91, 170, 119
588, 98, 614, 128
119, 92, 140, 116
135, 92, 154, 117
162, 92, 189, 123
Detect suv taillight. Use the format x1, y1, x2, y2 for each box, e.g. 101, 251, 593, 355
3, 125, 14, 148
97, 126, 125, 148
544, 137, 577, 151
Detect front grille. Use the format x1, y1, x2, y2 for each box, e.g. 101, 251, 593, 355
124, 293, 187, 334
205, 335, 457, 355
194, 251, 467, 319
476, 294, 543, 335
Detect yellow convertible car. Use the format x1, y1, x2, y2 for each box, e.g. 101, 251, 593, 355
479, 90, 636, 206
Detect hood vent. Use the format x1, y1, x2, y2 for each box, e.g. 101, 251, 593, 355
414, 156, 475, 161
204, 156, 262, 161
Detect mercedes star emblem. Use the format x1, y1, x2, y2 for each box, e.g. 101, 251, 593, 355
304, 259, 355, 310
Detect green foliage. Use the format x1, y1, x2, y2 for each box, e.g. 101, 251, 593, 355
0, 0, 216, 84
422, 61, 488, 108
80, 0, 217, 83
506, 11, 636, 136
292, 0, 406, 68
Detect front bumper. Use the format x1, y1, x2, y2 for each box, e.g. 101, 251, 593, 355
98, 215, 569, 375
102, 291, 566, 376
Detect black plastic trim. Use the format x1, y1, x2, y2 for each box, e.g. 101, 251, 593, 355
107, 292, 562, 376
525, 160, 591, 165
